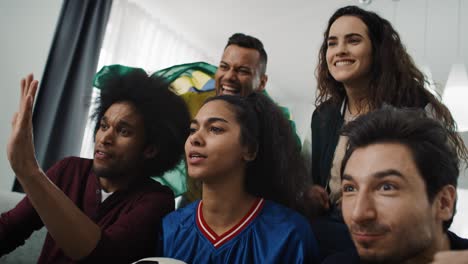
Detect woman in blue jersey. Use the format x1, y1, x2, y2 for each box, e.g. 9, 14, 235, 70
161, 93, 319, 263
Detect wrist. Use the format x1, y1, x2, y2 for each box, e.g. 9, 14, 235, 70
14, 160, 41, 179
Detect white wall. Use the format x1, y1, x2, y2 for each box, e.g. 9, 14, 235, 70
0, 0, 62, 191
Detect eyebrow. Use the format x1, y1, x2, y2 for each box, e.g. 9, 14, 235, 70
101, 116, 135, 128
190, 117, 229, 125
327, 33, 363, 41
117, 120, 134, 128
342, 169, 404, 181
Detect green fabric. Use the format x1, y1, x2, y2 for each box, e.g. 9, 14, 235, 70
153, 160, 187, 197
151, 61, 217, 84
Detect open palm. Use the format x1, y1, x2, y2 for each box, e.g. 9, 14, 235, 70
7, 74, 40, 177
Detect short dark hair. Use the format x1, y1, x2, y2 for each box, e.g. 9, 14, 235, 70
92, 68, 190, 177
340, 106, 460, 230
203, 93, 308, 213
226, 33, 268, 75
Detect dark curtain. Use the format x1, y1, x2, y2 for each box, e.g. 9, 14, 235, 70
13, 0, 112, 191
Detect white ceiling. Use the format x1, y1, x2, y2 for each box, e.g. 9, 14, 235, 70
134, 0, 468, 106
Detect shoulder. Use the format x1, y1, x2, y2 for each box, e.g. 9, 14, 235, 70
312, 99, 342, 123
141, 178, 174, 197
45, 156, 93, 183
314, 99, 341, 113
448, 231, 468, 250
52, 156, 93, 170
128, 179, 175, 213
260, 201, 316, 241
261, 201, 308, 223
258, 201, 320, 261
163, 201, 198, 230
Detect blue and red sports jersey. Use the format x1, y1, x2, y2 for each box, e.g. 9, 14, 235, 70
161, 198, 319, 263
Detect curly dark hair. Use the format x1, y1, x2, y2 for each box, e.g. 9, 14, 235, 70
340, 106, 459, 231
226, 33, 268, 75
204, 93, 309, 213
316, 5, 468, 162
92, 69, 190, 177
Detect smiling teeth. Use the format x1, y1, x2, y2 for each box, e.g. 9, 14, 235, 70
336, 61, 353, 66
222, 85, 239, 92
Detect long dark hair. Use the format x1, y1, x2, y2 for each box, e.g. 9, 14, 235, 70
204, 93, 309, 213
316, 5, 467, 161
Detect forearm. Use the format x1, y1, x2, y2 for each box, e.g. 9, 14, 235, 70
0, 194, 43, 256
16, 168, 100, 260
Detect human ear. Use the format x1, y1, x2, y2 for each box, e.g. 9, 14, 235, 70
143, 145, 158, 159
435, 185, 457, 221
256, 74, 268, 92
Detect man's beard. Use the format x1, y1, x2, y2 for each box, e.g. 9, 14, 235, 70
93, 163, 126, 180
350, 222, 433, 264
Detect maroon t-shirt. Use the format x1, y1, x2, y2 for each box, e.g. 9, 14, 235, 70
0, 157, 174, 263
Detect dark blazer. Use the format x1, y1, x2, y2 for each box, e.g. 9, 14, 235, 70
311, 99, 344, 189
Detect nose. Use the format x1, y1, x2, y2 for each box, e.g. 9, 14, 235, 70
335, 41, 348, 56
98, 128, 114, 146
350, 191, 377, 223
188, 130, 204, 147
224, 68, 238, 82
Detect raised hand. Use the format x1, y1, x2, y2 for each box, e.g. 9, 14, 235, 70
7, 74, 40, 177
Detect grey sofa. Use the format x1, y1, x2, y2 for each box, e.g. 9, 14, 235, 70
0, 191, 46, 263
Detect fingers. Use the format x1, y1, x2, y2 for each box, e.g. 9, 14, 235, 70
17, 74, 38, 126
20, 73, 35, 98
27, 79, 39, 107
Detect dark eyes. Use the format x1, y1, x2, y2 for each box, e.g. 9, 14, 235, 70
327, 41, 337, 47
99, 122, 131, 136
209, 126, 224, 133
118, 127, 130, 136
379, 183, 397, 191
238, 69, 251, 75
100, 122, 109, 130
189, 126, 224, 134
342, 184, 356, 193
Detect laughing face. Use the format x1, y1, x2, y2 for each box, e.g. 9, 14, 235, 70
326, 15, 373, 88
215, 44, 266, 96
185, 100, 250, 183
93, 102, 148, 182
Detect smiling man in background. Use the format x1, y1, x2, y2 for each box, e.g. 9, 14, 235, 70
215, 33, 268, 96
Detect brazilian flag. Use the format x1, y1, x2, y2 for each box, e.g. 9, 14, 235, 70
94, 62, 299, 198
151, 62, 219, 197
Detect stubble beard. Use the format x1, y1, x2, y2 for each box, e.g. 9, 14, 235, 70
355, 227, 433, 264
